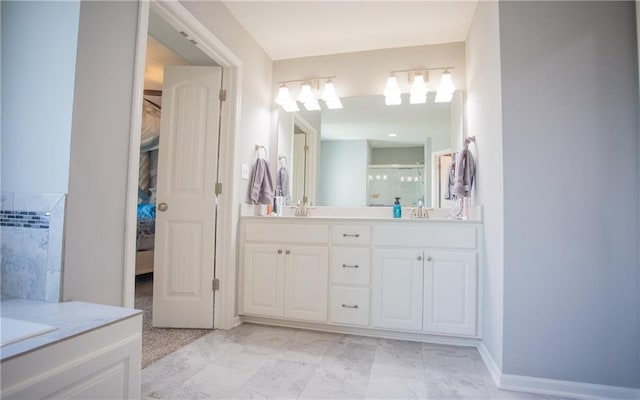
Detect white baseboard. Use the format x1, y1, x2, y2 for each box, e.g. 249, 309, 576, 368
500, 374, 640, 400
476, 343, 639, 400
477, 341, 501, 387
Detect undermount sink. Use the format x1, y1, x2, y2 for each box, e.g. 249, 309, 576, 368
0, 317, 57, 347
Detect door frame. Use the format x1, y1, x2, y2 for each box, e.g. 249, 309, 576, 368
123, 0, 242, 330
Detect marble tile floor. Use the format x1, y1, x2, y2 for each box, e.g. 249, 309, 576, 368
142, 323, 569, 400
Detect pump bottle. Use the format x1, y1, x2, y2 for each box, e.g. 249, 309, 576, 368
393, 197, 402, 218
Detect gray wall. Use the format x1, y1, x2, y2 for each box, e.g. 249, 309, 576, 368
63, 1, 138, 305
319, 140, 369, 207
465, 0, 505, 371
500, 1, 639, 388
1, 1, 80, 193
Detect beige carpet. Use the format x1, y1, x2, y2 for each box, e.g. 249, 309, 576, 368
135, 273, 211, 368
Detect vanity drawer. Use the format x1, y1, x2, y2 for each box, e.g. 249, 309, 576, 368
331, 247, 371, 285
332, 225, 371, 245
330, 287, 370, 327
372, 226, 477, 249
245, 223, 329, 244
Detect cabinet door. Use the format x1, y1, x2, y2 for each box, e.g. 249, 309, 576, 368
243, 244, 284, 317
284, 246, 329, 322
423, 251, 477, 336
372, 249, 423, 330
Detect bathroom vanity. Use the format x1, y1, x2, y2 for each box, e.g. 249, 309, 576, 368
1, 300, 142, 399
239, 210, 483, 344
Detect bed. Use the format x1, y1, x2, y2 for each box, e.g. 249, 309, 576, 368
135, 97, 161, 275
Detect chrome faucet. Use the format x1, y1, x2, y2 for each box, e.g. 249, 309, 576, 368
411, 200, 429, 219
295, 197, 312, 217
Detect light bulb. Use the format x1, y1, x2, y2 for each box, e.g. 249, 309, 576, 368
438, 71, 455, 95
298, 83, 314, 103
322, 80, 337, 101
384, 75, 401, 98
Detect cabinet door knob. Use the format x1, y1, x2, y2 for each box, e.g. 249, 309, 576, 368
417, 256, 422, 261
277, 249, 283, 254
157, 202, 168, 212
426, 256, 432, 261
285, 250, 291, 255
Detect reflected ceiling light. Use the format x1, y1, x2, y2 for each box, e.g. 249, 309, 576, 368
384, 74, 402, 106
409, 73, 428, 104
436, 70, 455, 102
388, 133, 397, 137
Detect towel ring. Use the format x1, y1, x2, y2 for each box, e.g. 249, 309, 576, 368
278, 155, 287, 167
255, 145, 267, 159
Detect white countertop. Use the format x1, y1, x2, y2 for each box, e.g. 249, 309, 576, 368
0, 299, 141, 361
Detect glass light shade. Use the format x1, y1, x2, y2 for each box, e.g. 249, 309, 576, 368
298, 83, 314, 103
437, 71, 455, 95
384, 75, 401, 98
274, 85, 291, 105
321, 81, 338, 101
409, 74, 427, 104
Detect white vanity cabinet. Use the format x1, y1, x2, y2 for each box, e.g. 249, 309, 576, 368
372, 224, 479, 337
242, 222, 329, 322
240, 217, 481, 340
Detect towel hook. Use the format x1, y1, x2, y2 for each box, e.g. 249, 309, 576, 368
255, 144, 268, 159
278, 155, 287, 167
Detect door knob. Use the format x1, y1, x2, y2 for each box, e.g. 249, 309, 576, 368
417, 256, 422, 261
277, 249, 283, 254
285, 250, 291, 255
157, 202, 168, 212
426, 256, 432, 261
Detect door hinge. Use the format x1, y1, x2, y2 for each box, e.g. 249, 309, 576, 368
215, 182, 223, 196
212, 278, 220, 291
219, 89, 227, 102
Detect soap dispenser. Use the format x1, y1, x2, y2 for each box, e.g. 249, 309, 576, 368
393, 197, 402, 218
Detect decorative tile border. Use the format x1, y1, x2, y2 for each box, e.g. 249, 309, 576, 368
0, 210, 50, 229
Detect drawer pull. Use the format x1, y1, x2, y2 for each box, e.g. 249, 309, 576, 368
341, 304, 359, 309
342, 264, 359, 269
342, 233, 360, 238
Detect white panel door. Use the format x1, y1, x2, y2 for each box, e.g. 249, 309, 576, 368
243, 244, 284, 317
153, 66, 222, 328
423, 251, 477, 336
284, 246, 328, 322
372, 249, 424, 330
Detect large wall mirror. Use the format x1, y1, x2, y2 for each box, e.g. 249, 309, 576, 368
276, 91, 464, 208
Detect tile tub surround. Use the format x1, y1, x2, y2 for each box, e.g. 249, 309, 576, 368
142, 324, 568, 400
1, 192, 66, 302
0, 298, 142, 361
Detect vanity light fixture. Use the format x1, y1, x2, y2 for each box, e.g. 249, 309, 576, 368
384, 67, 455, 105
275, 77, 342, 112
435, 70, 455, 103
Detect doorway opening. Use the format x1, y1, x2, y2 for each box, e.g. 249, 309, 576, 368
125, 1, 241, 367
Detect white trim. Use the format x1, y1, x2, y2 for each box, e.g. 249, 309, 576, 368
477, 341, 501, 388
242, 315, 482, 347
124, 0, 242, 330
292, 114, 317, 205
500, 374, 640, 400
477, 342, 640, 400
123, 0, 150, 308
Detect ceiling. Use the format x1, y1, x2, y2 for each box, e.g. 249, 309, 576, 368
223, 1, 478, 60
